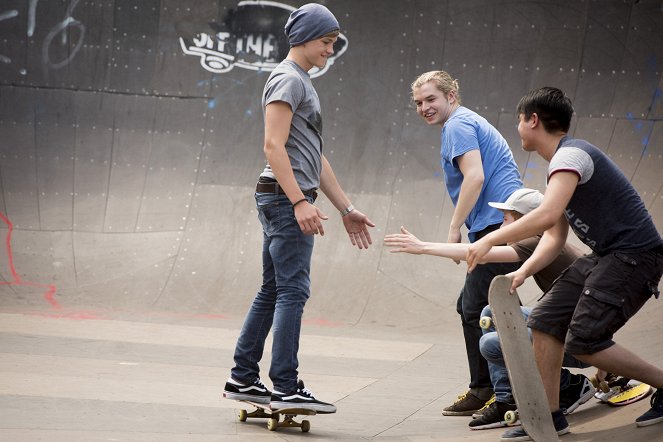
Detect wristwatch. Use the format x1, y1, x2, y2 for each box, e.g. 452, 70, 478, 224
340, 204, 354, 217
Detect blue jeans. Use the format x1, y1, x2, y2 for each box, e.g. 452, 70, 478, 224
230, 192, 315, 393
479, 305, 588, 403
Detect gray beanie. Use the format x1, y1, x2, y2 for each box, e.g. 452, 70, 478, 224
284, 3, 339, 47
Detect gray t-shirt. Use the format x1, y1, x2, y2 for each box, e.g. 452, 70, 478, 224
259, 60, 323, 191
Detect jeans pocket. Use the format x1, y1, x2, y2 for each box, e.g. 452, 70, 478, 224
256, 194, 281, 235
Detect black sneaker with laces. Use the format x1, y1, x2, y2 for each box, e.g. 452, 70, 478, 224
223, 377, 271, 404
636, 388, 663, 427
270, 380, 337, 414
442, 389, 492, 416
500, 409, 569, 441
472, 394, 496, 418
559, 373, 595, 415
469, 400, 518, 430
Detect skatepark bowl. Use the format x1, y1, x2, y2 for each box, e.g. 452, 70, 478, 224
1, 1, 662, 441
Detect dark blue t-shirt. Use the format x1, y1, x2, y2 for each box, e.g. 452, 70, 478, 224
549, 136, 661, 255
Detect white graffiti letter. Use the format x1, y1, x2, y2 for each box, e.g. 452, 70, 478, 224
42, 0, 85, 70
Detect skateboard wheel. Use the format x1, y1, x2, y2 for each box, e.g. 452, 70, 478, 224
267, 417, 279, 431
504, 410, 518, 425
301, 419, 310, 432
479, 316, 492, 329
238, 409, 247, 422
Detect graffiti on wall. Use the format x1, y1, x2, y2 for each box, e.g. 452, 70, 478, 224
179, 0, 348, 78
0, 0, 85, 74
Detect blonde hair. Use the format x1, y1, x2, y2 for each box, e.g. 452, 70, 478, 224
411, 71, 461, 105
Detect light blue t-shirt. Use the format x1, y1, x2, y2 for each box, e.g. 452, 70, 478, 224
441, 106, 522, 242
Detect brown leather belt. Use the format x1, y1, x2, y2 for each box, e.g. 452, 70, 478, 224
256, 182, 318, 200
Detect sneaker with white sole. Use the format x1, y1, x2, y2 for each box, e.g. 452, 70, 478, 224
472, 394, 496, 418
500, 409, 570, 441
223, 377, 271, 404
270, 379, 337, 414
469, 400, 518, 430
443, 389, 492, 416
559, 373, 595, 415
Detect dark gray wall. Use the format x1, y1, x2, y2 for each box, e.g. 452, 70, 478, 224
0, 0, 661, 326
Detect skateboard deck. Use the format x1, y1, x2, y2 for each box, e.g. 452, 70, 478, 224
235, 400, 316, 432
489, 275, 559, 441
595, 378, 653, 406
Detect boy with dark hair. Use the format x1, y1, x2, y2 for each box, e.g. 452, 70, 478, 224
467, 87, 663, 440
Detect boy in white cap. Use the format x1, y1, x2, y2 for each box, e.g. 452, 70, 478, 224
223, 4, 374, 413
385, 188, 595, 429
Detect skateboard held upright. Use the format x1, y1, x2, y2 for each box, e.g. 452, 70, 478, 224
487, 275, 559, 441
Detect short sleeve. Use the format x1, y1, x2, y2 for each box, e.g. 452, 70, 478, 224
444, 118, 479, 163
264, 72, 305, 113
549, 147, 594, 184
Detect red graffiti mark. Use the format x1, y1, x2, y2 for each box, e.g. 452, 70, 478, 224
0, 212, 59, 309
302, 317, 341, 328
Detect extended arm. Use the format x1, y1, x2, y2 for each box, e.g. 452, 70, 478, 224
385, 226, 521, 264
320, 154, 375, 249
466, 171, 579, 271
506, 218, 569, 290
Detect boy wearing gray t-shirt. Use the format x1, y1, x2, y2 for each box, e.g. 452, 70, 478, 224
223, 3, 374, 413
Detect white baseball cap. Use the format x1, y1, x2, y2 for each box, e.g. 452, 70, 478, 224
488, 188, 543, 216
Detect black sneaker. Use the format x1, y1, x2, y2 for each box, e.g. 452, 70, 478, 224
469, 400, 518, 430
500, 409, 570, 441
636, 388, 663, 427
472, 394, 496, 418
442, 389, 492, 416
559, 373, 595, 415
270, 380, 337, 414
223, 377, 271, 404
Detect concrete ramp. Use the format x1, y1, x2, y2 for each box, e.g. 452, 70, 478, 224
1, 1, 662, 440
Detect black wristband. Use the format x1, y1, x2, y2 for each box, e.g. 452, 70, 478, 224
293, 198, 307, 207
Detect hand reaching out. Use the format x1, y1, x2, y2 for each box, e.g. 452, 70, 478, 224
383, 226, 425, 254
342, 209, 375, 249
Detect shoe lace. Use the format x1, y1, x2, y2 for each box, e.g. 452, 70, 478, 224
477, 395, 495, 411
299, 385, 314, 396
255, 378, 266, 388
454, 391, 470, 403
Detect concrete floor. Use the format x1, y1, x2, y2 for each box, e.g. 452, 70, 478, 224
1, 303, 662, 442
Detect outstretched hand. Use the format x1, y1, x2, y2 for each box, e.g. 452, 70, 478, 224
383, 226, 424, 254
342, 209, 375, 249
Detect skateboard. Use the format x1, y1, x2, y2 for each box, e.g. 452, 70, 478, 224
487, 275, 559, 441
592, 375, 653, 406
234, 400, 316, 432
